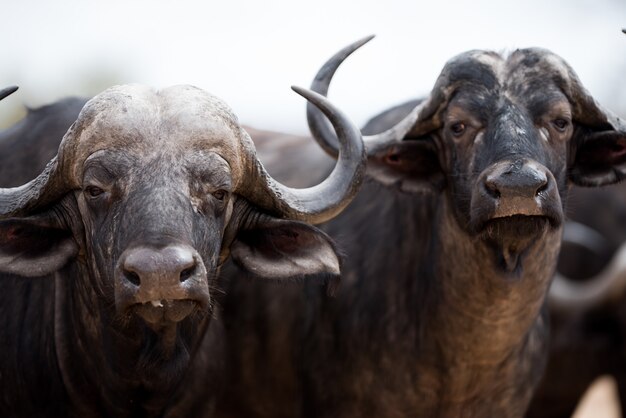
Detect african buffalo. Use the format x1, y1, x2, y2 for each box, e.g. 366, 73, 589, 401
0, 83, 365, 417
215, 37, 626, 417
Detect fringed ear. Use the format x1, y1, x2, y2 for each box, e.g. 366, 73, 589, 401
368, 138, 445, 193
229, 217, 340, 295
361, 99, 445, 194
565, 78, 626, 186
0, 214, 77, 277
552, 53, 626, 187
570, 129, 626, 186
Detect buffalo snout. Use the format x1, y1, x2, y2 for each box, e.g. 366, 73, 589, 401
114, 244, 210, 323
484, 159, 549, 202
471, 159, 562, 233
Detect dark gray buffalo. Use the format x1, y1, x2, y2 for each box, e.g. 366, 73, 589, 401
214, 38, 626, 417
0, 84, 365, 417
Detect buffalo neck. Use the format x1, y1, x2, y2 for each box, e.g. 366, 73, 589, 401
430, 196, 559, 364
417, 196, 558, 413
316, 181, 558, 415
53, 262, 211, 417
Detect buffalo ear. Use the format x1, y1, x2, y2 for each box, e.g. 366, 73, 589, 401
0, 215, 78, 277
361, 99, 445, 193
229, 218, 340, 294
569, 128, 626, 187
368, 138, 445, 193
563, 65, 626, 186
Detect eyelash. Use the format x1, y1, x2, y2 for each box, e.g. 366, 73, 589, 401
211, 190, 227, 201
551, 118, 570, 132
450, 122, 466, 136
84, 185, 105, 198
449, 122, 467, 136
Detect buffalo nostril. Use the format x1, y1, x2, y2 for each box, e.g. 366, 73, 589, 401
535, 181, 549, 197
179, 265, 196, 283
124, 270, 141, 286
484, 162, 549, 200
484, 180, 501, 200
115, 245, 210, 314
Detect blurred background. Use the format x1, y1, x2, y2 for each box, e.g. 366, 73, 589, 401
1, 1, 626, 416
1, 0, 625, 133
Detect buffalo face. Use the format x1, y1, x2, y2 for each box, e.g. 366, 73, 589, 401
0, 84, 364, 364
68, 91, 248, 326
308, 41, 626, 274
420, 48, 626, 270
434, 51, 572, 257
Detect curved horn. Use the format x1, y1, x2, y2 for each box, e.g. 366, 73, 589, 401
0, 85, 66, 217
243, 86, 365, 224
0, 157, 66, 218
307, 36, 424, 158
549, 237, 626, 313
0, 86, 18, 101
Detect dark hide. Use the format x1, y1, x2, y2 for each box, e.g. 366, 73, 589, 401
0, 97, 87, 187
214, 48, 626, 417
527, 182, 626, 418
0, 86, 355, 417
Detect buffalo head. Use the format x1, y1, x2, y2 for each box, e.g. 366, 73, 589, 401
308, 37, 626, 273
0, 84, 364, 374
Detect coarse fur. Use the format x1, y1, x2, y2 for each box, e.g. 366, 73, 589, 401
0, 85, 363, 417
527, 181, 626, 418
214, 47, 626, 417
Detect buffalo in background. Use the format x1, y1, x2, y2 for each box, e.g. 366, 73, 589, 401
3, 34, 626, 416
214, 38, 626, 417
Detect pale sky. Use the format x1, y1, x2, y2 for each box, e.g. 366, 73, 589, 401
1, 0, 625, 133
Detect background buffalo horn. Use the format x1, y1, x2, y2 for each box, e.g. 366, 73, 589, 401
306, 36, 423, 158
243, 86, 365, 224
549, 223, 626, 313
0, 86, 18, 101
559, 221, 610, 256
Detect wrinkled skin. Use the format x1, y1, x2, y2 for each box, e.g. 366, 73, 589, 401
214, 48, 626, 417
0, 85, 360, 417
527, 182, 626, 418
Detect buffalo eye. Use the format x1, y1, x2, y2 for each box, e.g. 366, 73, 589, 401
85, 185, 105, 198
552, 118, 570, 133
450, 122, 466, 136
211, 190, 227, 201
